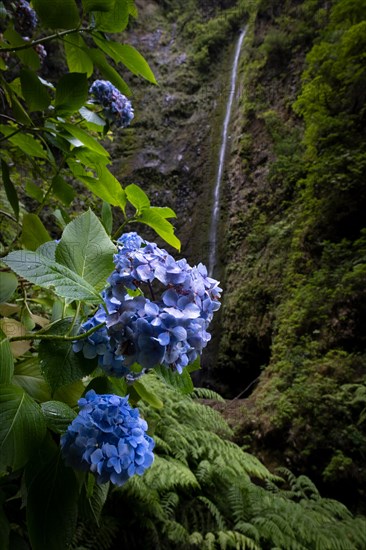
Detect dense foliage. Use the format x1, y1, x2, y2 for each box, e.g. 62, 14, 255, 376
218, 0, 366, 509
1, 0, 365, 548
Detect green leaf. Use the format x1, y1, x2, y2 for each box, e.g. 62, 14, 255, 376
101, 201, 113, 234
52, 175, 75, 206
20, 69, 50, 111
36, 240, 58, 261
154, 365, 194, 395
125, 183, 150, 212
12, 357, 51, 402
82, 0, 115, 12
79, 106, 105, 128
186, 355, 201, 374
41, 400, 76, 433
63, 34, 93, 77
138, 208, 181, 250
151, 206, 177, 219
55, 210, 115, 291
1, 159, 19, 220
61, 121, 109, 156
3, 251, 102, 303
133, 379, 163, 409
21, 213, 51, 251
0, 125, 47, 159
94, 0, 129, 32
0, 385, 46, 473
79, 478, 109, 524
25, 181, 44, 202
32, 0, 80, 29
0, 328, 14, 383
55, 73, 88, 113
26, 442, 79, 550
39, 319, 97, 393
68, 159, 126, 209
86, 48, 131, 96
3, 29, 40, 70
0, 272, 18, 304
94, 39, 157, 84
53, 380, 85, 407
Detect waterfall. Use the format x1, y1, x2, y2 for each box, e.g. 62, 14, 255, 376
208, 28, 246, 277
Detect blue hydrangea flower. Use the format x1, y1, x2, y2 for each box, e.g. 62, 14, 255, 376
89, 80, 134, 128
74, 233, 221, 376
14, 1, 38, 35
60, 391, 154, 486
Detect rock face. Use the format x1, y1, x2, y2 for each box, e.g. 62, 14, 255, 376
110, 0, 242, 266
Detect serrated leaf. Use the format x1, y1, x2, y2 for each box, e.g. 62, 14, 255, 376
0, 385, 46, 473
154, 365, 194, 394
41, 400, 77, 433
138, 208, 181, 250
55, 210, 115, 291
0, 272, 18, 304
63, 34, 93, 77
26, 443, 79, 550
32, 0, 80, 29
94, 0, 129, 32
39, 319, 97, 393
1, 159, 19, 220
21, 213, 51, 251
55, 73, 88, 113
125, 183, 150, 212
60, 122, 109, 156
3, 250, 102, 303
20, 69, 50, 111
0, 328, 14, 383
12, 357, 51, 403
36, 240, 57, 261
86, 49, 131, 96
52, 175, 75, 206
133, 379, 163, 409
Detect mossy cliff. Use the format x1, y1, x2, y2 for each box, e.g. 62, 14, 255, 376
110, 0, 250, 264
111, 0, 365, 509
214, 0, 366, 509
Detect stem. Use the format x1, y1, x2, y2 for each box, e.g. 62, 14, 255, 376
0, 27, 93, 53
9, 322, 106, 342
112, 217, 137, 240
68, 302, 81, 335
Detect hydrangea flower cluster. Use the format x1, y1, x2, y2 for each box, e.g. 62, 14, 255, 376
60, 390, 154, 486
14, 0, 38, 35
89, 80, 134, 128
74, 232, 221, 376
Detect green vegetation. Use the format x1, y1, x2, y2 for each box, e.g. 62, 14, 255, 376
73, 376, 366, 549
218, 0, 366, 509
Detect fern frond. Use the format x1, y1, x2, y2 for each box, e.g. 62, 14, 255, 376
198, 496, 227, 531
191, 387, 226, 402
160, 491, 180, 519
143, 455, 200, 492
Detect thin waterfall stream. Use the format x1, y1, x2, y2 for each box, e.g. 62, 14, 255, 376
208, 28, 246, 276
